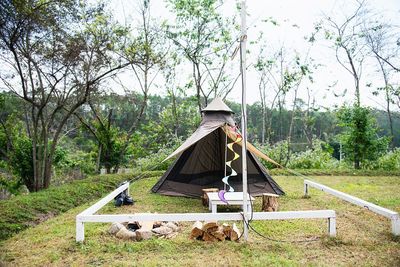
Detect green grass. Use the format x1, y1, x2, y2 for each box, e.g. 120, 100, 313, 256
0, 171, 164, 241
269, 168, 400, 177
1, 174, 400, 266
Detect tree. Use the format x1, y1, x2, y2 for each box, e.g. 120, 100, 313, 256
166, 0, 238, 112
364, 21, 399, 148
323, 0, 369, 106
337, 105, 389, 169
0, 0, 130, 190
75, 101, 125, 174
113, 0, 167, 171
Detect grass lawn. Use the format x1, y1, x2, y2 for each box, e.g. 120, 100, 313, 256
1, 174, 399, 266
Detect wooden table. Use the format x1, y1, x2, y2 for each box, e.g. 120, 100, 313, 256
206, 192, 255, 213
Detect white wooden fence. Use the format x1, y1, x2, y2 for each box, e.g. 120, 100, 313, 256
76, 182, 336, 242
304, 179, 400, 236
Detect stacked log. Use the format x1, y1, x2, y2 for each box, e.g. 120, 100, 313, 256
190, 221, 241, 242
262, 193, 279, 212
109, 221, 180, 241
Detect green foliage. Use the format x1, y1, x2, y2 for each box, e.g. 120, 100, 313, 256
258, 140, 290, 169
96, 122, 125, 172
269, 168, 400, 176
337, 105, 389, 169
287, 140, 338, 169
9, 135, 33, 189
0, 174, 21, 195
135, 146, 178, 171
54, 149, 97, 176
0, 171, 164, 241
364, 148, 400, 171
259, 139, 339, 170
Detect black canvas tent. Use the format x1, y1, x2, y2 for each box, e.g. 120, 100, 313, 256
151, 98, 284, 198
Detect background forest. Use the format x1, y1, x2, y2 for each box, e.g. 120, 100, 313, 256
0, 0, 399, 196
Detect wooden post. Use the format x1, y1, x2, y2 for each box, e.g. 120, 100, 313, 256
202, 188, 219, 206
240, 0, 249, 241
262, 193, 279, 212
304, 183, 309, 197
76, 220, 84, 242
392, 214, 400, 236
328, 217, 336, 237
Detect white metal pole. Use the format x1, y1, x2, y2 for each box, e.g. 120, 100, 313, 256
240, 0, 249, 241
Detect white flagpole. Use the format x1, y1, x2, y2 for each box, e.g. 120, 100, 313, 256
240, 0, 249, 241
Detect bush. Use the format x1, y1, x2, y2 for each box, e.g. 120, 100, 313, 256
55, 149, 97, 177
0, 171, 164, 241
337, 105, 389, 169
364, 148, 400, 171
135, 146, 176, 171
257, 140, 289, 169
287, 140, 339, 169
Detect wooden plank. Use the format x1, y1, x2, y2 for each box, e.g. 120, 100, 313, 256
76, 210, 336, 242
207, 192, 255, 203
78, 210, 336, 223
78, 182, 129, 216
304, 180, 397, 219
304, 179, 399, 236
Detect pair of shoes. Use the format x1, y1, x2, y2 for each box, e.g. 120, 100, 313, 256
124, 196, 134, 205
114, 181, 135, 207
114, 191, 135, 207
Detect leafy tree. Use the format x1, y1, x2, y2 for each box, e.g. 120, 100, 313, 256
0, 0, 130, 190
337, 105, 389, 169
323, 0, 369, 106
166, 0, 238, 112
115, 0, 168, 171
364, 21, 399, 148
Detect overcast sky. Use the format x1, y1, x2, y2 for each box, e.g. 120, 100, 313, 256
111, 0, 400, 110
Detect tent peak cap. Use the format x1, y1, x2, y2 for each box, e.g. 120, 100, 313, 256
201, 97, 234, 114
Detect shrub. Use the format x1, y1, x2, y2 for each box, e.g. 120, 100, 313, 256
365, 148, 400, 171
135, 146, 176, 171
257, 140, 289, 169
337, 105, 389, 169
287, 140, 339, 169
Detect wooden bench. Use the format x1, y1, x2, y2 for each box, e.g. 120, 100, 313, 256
206, 192, 255, 213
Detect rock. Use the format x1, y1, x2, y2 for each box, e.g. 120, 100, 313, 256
165, 232, 178, 239
136, 229, 153, 241
109, 222, 125, 235
116, 227, 136, 240
152, 226, 173, 235
19, 185, 30, 195
164, 222, 179, 232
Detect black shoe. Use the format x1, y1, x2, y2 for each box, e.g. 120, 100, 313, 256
124, 196, 134, 205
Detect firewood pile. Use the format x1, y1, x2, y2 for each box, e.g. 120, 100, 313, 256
190, 221, 241, 242
109, 220, 180, 241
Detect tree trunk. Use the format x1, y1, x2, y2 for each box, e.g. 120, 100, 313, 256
286, 87, 299, 165
43, 157, 52, 189
377, 58, 394, 149
261, 106, 266, 145
96, 143, 102, 173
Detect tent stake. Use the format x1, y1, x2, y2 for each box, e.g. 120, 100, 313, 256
240, 0, 249, 241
